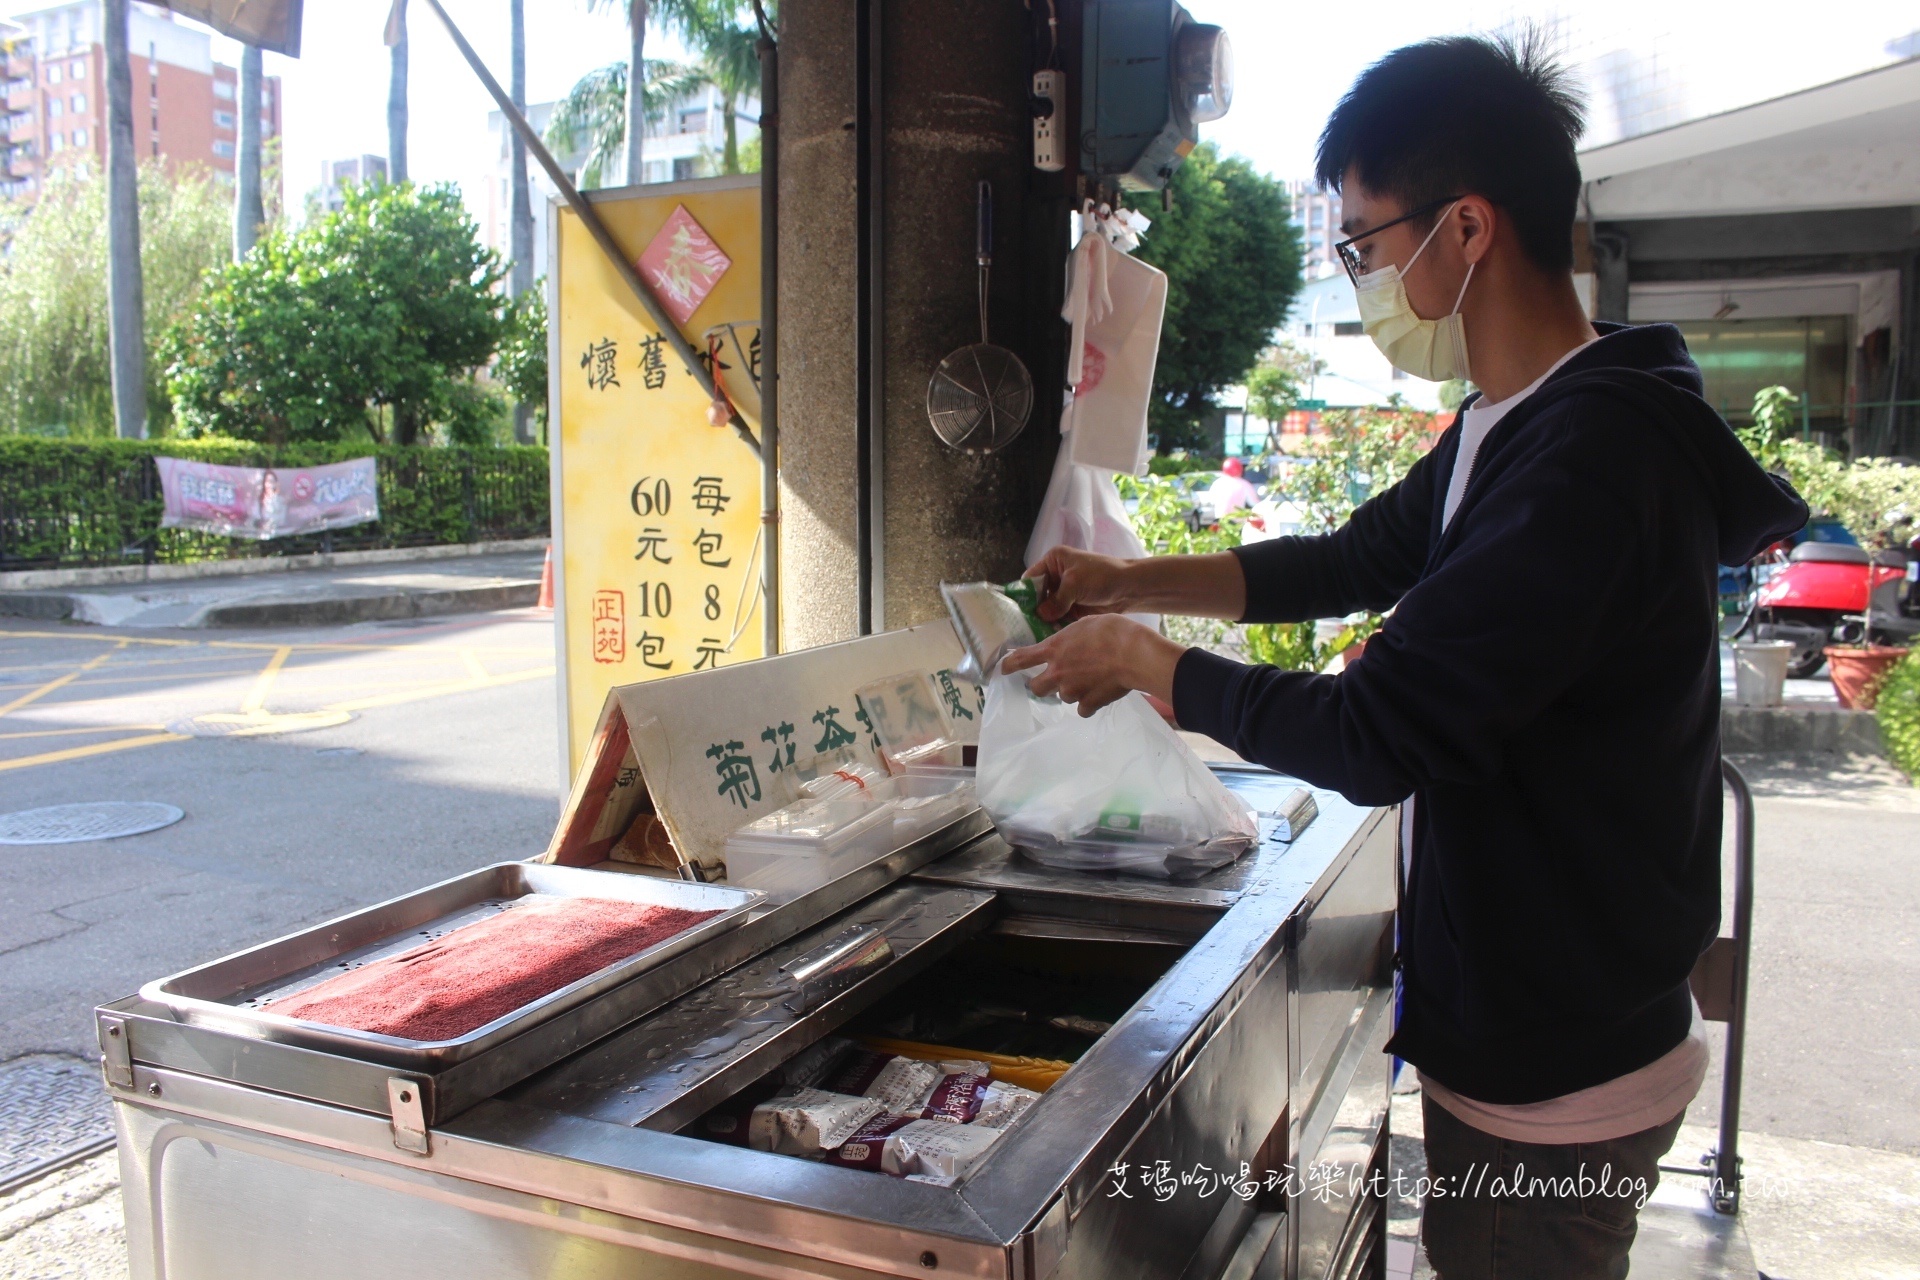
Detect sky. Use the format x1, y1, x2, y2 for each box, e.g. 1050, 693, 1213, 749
9, 0, 1920, 227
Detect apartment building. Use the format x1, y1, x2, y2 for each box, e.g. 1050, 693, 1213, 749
1285, 179, 1342, 281
1, 0, 281, 203
480, 85, 756, 272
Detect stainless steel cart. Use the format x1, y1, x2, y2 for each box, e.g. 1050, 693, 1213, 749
98, 764, 1395, 1280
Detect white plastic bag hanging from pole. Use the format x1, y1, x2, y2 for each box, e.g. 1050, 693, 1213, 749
1024, 435, 1160, 632
1060, 207, 1167, 476
976, 675, 1257, 880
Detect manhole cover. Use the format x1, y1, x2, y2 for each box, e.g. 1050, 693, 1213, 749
0, 802, 185, 845
167, 710, 356, 738
0, 1055, 115, 1194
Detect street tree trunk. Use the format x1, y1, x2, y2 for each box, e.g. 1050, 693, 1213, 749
626, 0, 649, 185
234, 44, 264, 258
722, 90, 738, 173
388, 0, 409, 182
509, 0, 535, 442
103, 0, 147, 439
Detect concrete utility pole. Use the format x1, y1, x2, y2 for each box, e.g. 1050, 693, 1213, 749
778, 0, 1067, 645
387, 0, 409, 182
509, 0, 535, 443
103, 0, 147, 439
234, 44, 264, 259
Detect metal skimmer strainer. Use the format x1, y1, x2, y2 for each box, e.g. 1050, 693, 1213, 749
926, 181, 1033, 454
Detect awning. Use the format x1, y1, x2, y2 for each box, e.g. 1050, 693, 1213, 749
161, 0, 304, 58
1579, 58, 1920, 219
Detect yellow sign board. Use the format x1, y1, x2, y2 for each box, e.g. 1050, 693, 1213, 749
549, 175, 764, 778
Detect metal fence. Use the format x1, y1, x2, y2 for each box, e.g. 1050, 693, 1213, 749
0, 443, 550, 571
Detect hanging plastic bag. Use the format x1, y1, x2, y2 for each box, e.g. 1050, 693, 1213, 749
1060, 206, 1168, 476
976, 675, 1257, 879
1025, 419, 1161, 634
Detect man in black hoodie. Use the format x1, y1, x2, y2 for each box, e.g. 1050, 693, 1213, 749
1004, 31, 1806, 1280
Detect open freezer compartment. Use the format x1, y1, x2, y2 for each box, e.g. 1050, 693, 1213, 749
669, 927, 1190, 1183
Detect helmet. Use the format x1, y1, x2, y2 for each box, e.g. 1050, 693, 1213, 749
1221, 457, 1244, 477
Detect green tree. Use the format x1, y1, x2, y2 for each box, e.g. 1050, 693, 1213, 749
164, 182, 507, 445
0, 164, 230, 437
1134, 144, 1303, 452
683, 4, 763, 175
545, 59, 704, 189
1282, 402, 1436, 533
496, 287, 550, 437
1241, 402, 1438, 669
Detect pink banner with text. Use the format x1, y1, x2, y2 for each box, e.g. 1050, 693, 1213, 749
155, 456, 379, 540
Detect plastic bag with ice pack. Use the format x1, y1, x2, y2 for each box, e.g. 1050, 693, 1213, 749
976, 674, 1257, 879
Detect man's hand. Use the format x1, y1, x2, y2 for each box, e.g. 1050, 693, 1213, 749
1024, 546, 1138, 624
1000, 615, 1188, 716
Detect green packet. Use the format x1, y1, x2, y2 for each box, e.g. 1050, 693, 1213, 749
1002, 578, 1057, 643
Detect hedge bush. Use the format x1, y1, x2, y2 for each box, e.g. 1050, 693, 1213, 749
0, 438, 548, 570
1877, 650, 1920, 783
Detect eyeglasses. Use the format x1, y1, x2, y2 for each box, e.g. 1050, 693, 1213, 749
1333, 195, 1463, 287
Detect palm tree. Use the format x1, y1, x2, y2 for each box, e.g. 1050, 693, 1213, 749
585, 0, 705, 185
234, 44, 264, 258
385, 0, 408, 182
685, 12, 760, 174
545, 59, 702, 189
509, 0, 534, 442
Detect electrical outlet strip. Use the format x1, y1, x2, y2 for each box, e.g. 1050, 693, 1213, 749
1032, 70, 1064, 172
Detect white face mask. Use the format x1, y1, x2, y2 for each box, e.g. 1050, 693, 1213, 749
1353, 201, 1475, 382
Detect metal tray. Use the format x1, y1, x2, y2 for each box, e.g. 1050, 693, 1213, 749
139, 862, 762, 1071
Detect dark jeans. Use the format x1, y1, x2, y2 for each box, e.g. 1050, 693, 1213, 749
1420, 1093, 1684, 1280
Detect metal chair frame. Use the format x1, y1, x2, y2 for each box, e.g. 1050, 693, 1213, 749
1661, 759, 1755, 1215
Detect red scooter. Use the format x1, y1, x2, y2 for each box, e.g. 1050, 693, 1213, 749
1737, 535, 1920, 677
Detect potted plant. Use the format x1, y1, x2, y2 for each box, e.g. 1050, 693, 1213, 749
1824, 553, 1909, 711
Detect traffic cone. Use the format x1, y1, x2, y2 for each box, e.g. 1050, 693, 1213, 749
537, 546, 555, 610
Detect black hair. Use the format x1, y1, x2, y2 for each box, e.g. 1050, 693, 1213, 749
1315, 29, 1587, 272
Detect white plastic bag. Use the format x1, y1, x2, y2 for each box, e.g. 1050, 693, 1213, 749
976, 675, 1257, 879
1060, 208, 1168, 476
1024, 436, 1161, 634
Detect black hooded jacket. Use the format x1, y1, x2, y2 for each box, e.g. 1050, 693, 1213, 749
1172, 323, 1807, 1104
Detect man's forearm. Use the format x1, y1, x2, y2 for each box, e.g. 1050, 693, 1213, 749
1123, 552, 1247, 620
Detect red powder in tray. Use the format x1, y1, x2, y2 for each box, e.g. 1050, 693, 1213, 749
267, 896, 721, 1042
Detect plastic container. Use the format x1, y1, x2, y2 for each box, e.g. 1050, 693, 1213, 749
725, 777, 978, 900
1001, 823, 1254, 880
1730, 640, 1793, 708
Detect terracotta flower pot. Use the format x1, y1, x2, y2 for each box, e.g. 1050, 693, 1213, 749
1824, 645, 1911, 711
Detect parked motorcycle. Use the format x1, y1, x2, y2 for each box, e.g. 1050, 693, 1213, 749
1733, 534, 1920, 678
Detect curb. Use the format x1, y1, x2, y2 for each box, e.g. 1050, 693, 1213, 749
200, 582, 542, 627
0, 581, 543, 629
1721, 704, 1884, 756
0, 538, 550, 591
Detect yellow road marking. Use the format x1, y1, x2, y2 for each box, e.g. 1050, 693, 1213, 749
0, 644, 125, 718
0, 723, 167, 741
0, 732, 188, 773
0, 631, 550, 656
461, 648, 490, 680
240, 646, 293, 715
323, 665, 554, 713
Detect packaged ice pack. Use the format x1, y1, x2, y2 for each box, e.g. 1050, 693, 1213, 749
823, 1113, 916, 1172
880, 1118, 1003, 1181
747, 1088, 886, 1156
972, 1080, 1042, 1130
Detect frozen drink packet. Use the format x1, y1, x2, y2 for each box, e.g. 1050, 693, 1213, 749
748, 1088, 885, 1156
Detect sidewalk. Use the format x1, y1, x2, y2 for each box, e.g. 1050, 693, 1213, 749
0, 549, 547, 629
1718, 645, 1885, 756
